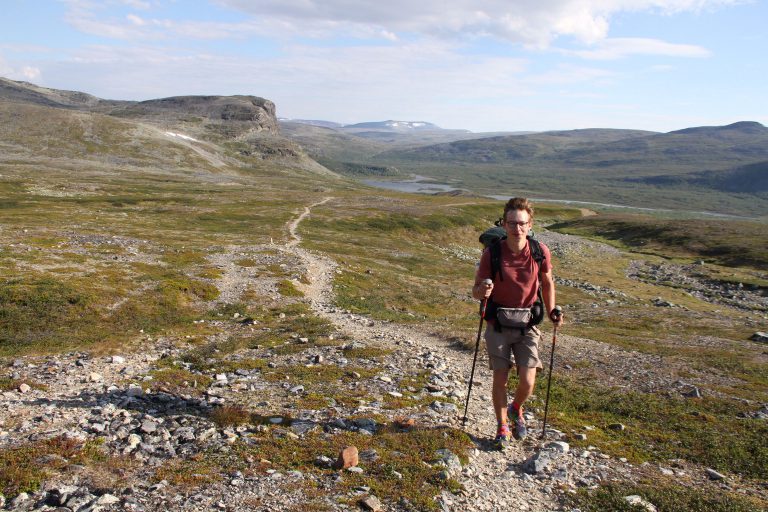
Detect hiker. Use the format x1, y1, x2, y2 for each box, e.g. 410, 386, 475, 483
472, 197, 564, 447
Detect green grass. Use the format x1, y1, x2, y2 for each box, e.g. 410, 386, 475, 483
277, 279, 304, 297
145, 368, 213, 396
569, 482, 766, 512
531, 375, 768, 479
0, 437, 106, 498
550, 214, 768, 269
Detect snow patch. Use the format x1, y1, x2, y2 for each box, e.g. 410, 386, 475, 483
165, 131, 199, 142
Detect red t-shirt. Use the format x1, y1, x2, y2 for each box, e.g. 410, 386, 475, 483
476, 240, 552, 308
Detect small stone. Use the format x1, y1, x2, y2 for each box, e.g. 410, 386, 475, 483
289, 385, 304, 394
141, 420, 158, 434
545, 441, 570, 454
388, 391, 403, 398
347, 466, 364, 474
215, 373, 228, 382
706, 468, 726, 481
336, 446, 359, 469
111, 355, 126, 364
360, 495, 383, 511
89, 372, 103, 382
150, 480, 168, 492
750, 332, 768, 343
624, 495, 657, 512
126, 434, 142, 451
607, 423, 626, 431
126, 384, 144, 397
314, 355, 324, 364
522, 450, 554, 474
10, 493, 30, 508
359, 449, 380, 462
434, 449, 462, 477
574, 433, 587, 441
17, 383, 31, 393
683, 387, 702, 398
96, 494, 120, 506
394, 417, 416, 429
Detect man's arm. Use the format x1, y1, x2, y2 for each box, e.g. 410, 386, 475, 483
473, 250, 493, 300
540, 269, 563, 326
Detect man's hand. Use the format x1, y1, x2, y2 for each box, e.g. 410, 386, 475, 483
475, 278, 493, 300
549, 306, 564, 327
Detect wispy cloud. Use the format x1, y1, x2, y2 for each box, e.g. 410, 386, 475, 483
62, 0, 742, 47
564, 38, 711, 59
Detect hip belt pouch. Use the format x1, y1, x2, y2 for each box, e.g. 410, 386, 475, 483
496, 307, 532, 328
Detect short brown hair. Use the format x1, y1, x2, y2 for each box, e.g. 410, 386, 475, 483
503, 197, 534, 221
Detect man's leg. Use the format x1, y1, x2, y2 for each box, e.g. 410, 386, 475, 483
512, 366, 537, 406
509, 366, 537, 439
492, 368, 511, 425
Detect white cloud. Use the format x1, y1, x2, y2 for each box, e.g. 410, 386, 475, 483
216, 0, 743, 45
0, 53, 42, 81
126, 14, 146, 26
121, 0, 151, 8
565, 37, 710, 59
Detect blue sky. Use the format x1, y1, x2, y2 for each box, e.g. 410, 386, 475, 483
1, 0, 765, 132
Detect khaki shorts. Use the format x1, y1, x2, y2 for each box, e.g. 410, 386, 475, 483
485, 324, 543, 371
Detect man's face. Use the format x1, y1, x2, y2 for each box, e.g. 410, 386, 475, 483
503, 210, 531, 239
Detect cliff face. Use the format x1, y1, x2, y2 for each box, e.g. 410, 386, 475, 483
111, 95, 279, 134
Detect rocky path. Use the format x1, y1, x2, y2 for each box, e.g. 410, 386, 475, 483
283, 198, 585, 512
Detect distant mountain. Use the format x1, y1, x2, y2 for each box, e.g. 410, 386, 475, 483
0, 76, 126, 110
377, 128, 657, 164
669, 121, 767, 137
279, 118, 345, 129
376, 122, 768, 177
629, 160, 768, 193
344, 120, 455, 132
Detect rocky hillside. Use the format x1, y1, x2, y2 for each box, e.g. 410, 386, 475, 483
0, 77, 335, 178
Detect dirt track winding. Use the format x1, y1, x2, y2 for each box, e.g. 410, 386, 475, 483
284, 197, 563, 511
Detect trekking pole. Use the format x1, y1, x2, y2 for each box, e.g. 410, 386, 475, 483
540, 306, 562, 440
462, 279, 491, 427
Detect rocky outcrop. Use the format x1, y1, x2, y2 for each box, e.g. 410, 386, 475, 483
111, 95, 279, 134
0, 77, 280, 135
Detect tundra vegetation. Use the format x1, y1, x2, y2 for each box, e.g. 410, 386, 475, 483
0, 81, 766, 510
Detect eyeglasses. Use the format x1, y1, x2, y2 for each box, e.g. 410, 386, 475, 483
504, 220, 530, 228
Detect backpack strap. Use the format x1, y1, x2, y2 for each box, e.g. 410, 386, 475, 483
526, 236, 546, 329
490, 238, 504, 282
527, 236, 545, 267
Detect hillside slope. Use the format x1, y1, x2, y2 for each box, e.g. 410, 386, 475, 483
0, 77, 338, 179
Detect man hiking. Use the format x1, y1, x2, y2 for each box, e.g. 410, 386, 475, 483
472, 197, 564, 448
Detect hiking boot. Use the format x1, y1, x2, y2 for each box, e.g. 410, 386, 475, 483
493, 423, 511, 450
508, 403, 527, 440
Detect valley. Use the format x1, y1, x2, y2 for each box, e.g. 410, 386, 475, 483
0, 78, 766, 512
